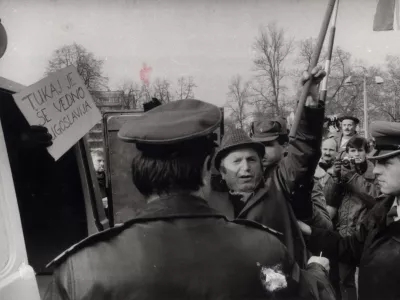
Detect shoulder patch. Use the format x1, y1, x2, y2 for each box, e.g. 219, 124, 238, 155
46, 222, 126, 269
233, 219, 283, 237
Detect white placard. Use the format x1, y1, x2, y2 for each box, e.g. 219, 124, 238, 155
13, 66, 101, 160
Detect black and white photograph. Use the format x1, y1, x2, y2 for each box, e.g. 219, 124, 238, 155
1, 0, 400, 299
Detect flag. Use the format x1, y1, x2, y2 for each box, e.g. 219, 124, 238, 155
373, 0, 396, 31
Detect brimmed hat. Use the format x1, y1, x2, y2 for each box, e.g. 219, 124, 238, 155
118, 99, 221, 157
368, 121, 400, 160
251, 117, 287, 142
338, 115, 360, 125
214, 129, 265, 170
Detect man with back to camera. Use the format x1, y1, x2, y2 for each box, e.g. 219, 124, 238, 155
298, 121, 400, 300
44, 99, 334, 300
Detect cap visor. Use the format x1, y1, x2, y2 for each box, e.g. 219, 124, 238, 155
368, 149, 400, 160
252, 135, 279, 142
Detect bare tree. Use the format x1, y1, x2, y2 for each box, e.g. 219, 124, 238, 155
223, 117, 239, 135
252, 23, 294, 116
368, 55, 400, 121
324, 47, 353, 114
295, 37, 326, 69
118, 80, 145, 109
46, 43, 108, 90
176, 76, 197, 99
153, 78, 174, 103
225, 75, 253, 130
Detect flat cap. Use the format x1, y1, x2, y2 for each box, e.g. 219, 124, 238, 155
251, 117, 287, 142
338, 115, 360, 124
118, 99, 222, 144
369, 121, 400, 160
214, 129, 265, 170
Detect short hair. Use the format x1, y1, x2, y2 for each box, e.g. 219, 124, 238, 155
91, 149, 104, 157
277, 134, 289, 146
346, 136, 370, 153
322, 137, 338, 152
131, 138, 215, 197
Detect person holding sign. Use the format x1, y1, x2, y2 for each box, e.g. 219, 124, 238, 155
13, 66, 102, 160
0, 75, 92, 275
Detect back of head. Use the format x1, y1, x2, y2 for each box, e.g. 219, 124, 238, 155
118, 99, 221, 197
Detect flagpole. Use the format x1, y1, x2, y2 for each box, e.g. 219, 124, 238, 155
320, 0, 340, 104
289, 0, 337, 138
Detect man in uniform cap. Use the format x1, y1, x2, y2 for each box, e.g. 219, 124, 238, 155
330, 116, 360, 153
44, 99, 333, 300
208, 67, 327, 270
298, 121, 400, 299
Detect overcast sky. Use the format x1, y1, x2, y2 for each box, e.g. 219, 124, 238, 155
1, 0, 399, 106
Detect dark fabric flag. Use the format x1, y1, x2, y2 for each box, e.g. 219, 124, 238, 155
373, 0, 396, 31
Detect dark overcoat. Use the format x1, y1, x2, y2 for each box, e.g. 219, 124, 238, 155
44, 194, 334, 300
308, 195, 400, 300
208, 105, 325, 268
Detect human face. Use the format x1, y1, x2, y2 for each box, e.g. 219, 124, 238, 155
341, 119, 356, 137
92, 154, 105, 172
321, 139, 337, 164
220, 148, 263, 193
373, 156, 400, 196
262, 139, 284, 168
347, 147, 367, 163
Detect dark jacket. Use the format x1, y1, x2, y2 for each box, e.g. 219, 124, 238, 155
326, 161, 379, 237
208, 105, 325, 268
44, 194, 332, 300
307, 195, 400, 300
310, 179, 333, 230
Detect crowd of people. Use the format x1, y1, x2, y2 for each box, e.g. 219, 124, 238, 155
40, 66, 400, 300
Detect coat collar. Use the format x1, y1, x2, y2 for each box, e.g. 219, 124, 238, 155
135, 193, 225, 220
237, 181, 269, 217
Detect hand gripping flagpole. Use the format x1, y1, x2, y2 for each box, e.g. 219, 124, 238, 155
289, 0, 337, 138
320, 0, 340, 103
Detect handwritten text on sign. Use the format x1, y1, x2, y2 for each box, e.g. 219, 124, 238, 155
13, 66, 101, 160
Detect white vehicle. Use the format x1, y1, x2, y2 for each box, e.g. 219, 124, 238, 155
0, 78, 41, 300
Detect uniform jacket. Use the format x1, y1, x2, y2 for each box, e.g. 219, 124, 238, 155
307, 195, 400, 300
44, 194, 333, 300
326, 161, 379, 237
208, 105, 325, 269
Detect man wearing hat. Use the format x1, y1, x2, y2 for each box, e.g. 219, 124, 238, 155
208, 67, 327, 269
330, 116, 360, 153
44, 99, 332, 300
252, 116, 332, 231
298, 121, 400, 299
250, 116, 289, 176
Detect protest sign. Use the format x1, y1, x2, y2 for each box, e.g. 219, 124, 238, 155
13, 65, 102, 160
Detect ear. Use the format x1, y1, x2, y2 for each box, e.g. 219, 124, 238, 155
201, 155, 212, 186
